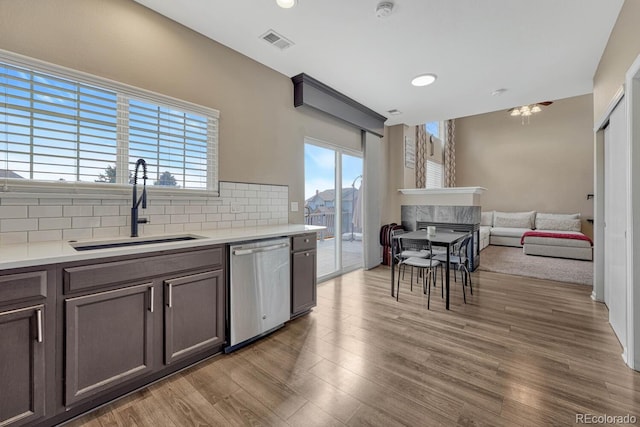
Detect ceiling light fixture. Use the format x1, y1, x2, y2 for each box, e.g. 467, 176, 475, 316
411, 74, 437, 87
276, 0, 296, 9
510, 104, 543, 124
376, 1, 394, 18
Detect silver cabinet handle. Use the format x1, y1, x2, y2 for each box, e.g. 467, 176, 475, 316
305, 252, 310, 257
304, 238, 309, 243
36, 309, 43, 343
149, 286, 154, 313
168, 283, 173, 308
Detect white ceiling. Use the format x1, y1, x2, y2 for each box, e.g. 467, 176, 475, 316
134, 0, 624, 126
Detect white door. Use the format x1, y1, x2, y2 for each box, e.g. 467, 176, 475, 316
604, 98, 628, 349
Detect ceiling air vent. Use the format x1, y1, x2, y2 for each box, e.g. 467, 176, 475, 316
260, 30, 294, 50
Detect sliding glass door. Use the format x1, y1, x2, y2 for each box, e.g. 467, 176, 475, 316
304, 141, 363, 279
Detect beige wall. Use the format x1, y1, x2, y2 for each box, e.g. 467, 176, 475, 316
0, 0, 364, 223
593, 0, 640, 122
383, 124, 416, 224
455, 94, 595, 237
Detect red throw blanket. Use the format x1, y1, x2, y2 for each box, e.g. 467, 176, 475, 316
521, 231, 593, 246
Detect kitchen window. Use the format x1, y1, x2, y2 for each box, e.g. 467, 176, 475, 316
0, 51, 219, 194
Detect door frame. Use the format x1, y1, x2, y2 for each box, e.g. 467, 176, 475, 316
304, 137, 363, 280
593, 52, 640, 370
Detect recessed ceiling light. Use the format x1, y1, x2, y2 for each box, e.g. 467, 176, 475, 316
491, 88, 507, 96
411, 74, 437, 87
276, 0, 296, 8
387, 109, 402, 115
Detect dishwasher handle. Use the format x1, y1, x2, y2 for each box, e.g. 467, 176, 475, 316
233, 242, 289, 256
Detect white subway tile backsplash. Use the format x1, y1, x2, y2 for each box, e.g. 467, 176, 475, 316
39, 198, 72, 205
202, 205, 218, 214
0, 181, 289, 244
1, 218, 38, 232
0, 206, 28, 218
73, 199, 102, 205
184, 222, 202, 231
165, 206, 185, 215
149, 215, 171, 225
140, 224, 165, 235
170, 214, 189, 224
93, 206, 120, 216
39, 218, 72, 230
73, 217, 101, 229
189, 214, 206, 223
0, 231, 28, 245
100, 216, 126, 227
2, 198, 38, 205
184, 206, 202, 214
63, 228, 93, 240
29, 205, 62, 218
164, 223, 184, 233
29, 230, 63, 243
93, 227, 121, 239
141, 206, 165, 215
64, 206, 93, 217
206, 213, 221, 222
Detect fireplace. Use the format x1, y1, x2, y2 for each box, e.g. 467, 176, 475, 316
401, 204, 481, 271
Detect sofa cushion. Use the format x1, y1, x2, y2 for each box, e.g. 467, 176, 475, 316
480, 211, 493, 226
493, 211, 535, 229
490, 227, 531, 238
535, 213, 581, 232
535, 217, 581, 232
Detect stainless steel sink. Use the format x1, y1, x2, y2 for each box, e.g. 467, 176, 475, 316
70, 234, 205, 251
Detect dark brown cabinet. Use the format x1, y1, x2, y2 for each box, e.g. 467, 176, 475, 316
64, 283, 154, 406
291, 233, 317, 318
60, 245, 226, 410
0, 268, 53, 427
164, 270, 225, 364
0, 305, 46, 426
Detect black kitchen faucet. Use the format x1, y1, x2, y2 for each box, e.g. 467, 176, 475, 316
131, 158, 148, 237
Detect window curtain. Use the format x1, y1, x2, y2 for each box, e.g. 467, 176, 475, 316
415, 124, 428, 188
444, 119, 456, 187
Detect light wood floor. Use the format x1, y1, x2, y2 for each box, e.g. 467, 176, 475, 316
67, 267, 640, 426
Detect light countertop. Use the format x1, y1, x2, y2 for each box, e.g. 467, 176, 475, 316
0, 224, 324, 271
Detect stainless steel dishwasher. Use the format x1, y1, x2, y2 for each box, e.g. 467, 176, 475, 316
227, 237, 290, 352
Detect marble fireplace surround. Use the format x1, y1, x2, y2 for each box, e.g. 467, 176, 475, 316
400, 205, 481, 232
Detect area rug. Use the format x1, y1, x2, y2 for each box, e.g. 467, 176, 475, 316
478, 245, 593, 286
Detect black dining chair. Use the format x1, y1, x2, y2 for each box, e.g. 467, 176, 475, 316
396, 239, 442, 309
433, 235, 473, 303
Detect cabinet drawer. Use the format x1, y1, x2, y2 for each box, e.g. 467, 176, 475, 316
0, 270, 47, 306
64, 246, 224, 294
292, 233, 316, 252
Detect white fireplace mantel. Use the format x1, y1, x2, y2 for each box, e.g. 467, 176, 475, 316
398, 187, 486, 206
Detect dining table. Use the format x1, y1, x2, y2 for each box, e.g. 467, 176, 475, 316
391, 229, 469, 310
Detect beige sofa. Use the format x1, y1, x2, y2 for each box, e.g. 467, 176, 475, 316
480, 211, 593, 261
